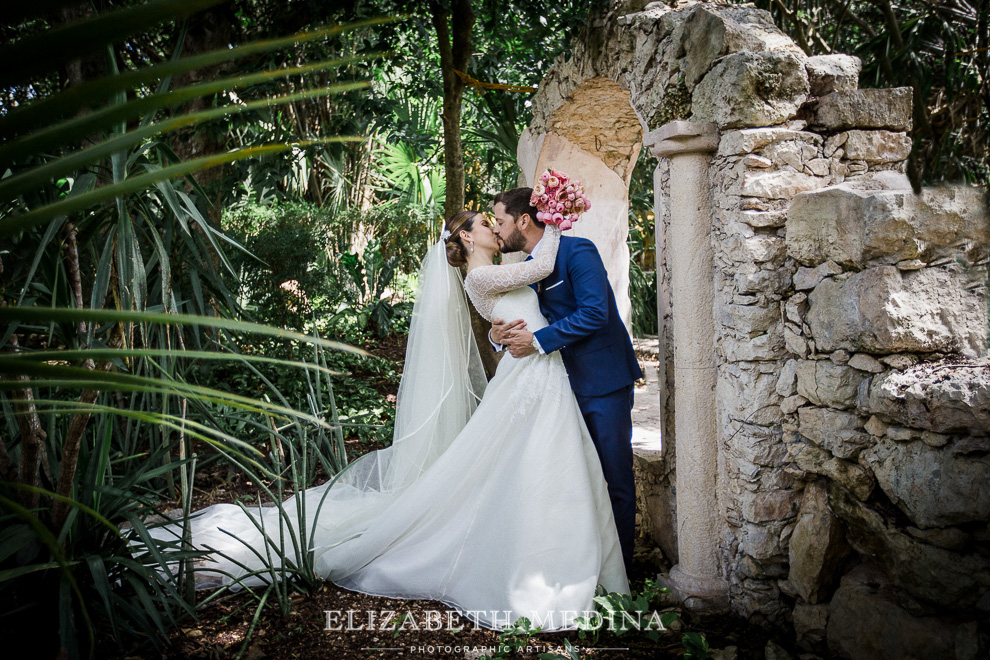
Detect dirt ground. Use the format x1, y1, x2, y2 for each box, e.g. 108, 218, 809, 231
150, 550, 775, 660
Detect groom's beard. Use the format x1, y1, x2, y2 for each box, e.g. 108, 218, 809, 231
498, 226, 527, 253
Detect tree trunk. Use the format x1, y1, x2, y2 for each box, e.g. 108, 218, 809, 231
430, 2, 497, 376
4, 336, 47, 511
430, 0, 474, 219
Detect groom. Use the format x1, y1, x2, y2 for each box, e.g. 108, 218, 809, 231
489, 187, 642, 571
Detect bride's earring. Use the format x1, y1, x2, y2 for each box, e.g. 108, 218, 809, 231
469, 241, 474, 253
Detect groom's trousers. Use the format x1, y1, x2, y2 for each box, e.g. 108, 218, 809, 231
574, 384, 636, 571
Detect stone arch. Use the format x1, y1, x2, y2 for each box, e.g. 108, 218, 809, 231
519, 76, 643, 331
522, 0, 990, 645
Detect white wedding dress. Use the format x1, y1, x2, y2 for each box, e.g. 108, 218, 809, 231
152, 226, 629, 631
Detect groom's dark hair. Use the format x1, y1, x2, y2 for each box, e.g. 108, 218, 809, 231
493, 187, 545, 228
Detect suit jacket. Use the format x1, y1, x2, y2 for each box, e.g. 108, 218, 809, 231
531, 235, 643, 398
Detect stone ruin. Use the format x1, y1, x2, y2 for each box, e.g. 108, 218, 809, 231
518, 1, 990, 656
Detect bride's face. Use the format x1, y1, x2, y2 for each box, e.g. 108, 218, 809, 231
462, 214, 499, 254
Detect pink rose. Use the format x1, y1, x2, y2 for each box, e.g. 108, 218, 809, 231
541, 171, 550, 182
552, 212, 564, 223
567, 192, 575, 200
584, 198, 591, 211
540, 193, 549, 203
548, 176, 559, 187
559, 218, 572, 230
564, 200, 573, 209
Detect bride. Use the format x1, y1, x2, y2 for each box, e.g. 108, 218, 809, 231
154, 197, 629, 632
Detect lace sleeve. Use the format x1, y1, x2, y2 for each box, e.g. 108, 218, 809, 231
465, 225, 561, 298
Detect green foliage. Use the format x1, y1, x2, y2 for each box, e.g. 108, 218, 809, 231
683, 631, 713, 660
628, 149, 659, 338
0, 2, 389, 657
573, 578, 676, 646
479, 616, 544, 660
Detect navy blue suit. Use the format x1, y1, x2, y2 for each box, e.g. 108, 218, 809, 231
529, 235, 642, 569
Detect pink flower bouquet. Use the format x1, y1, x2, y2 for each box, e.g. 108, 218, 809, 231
530, 168, 590, 230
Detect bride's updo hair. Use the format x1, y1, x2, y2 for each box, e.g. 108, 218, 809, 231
443, 210, 479, 267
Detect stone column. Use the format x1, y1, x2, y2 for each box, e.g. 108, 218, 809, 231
646, 121, 728, 611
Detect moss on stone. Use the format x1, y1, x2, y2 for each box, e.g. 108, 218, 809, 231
650, 77, 692, 129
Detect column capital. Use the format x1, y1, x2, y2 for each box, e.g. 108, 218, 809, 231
645, 121, 719, 158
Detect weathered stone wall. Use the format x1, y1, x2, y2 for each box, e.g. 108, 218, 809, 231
524, 1, 990, 656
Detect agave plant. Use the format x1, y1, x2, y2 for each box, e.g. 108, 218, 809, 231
0, 2, 392, 657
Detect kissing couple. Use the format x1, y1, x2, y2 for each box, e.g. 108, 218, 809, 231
153, 170, 644, 632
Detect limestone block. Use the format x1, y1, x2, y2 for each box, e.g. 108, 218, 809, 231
674, 5, 777, 86
805, 157, 831, 176
920, 430, 950, 447
842, 130, 912, 162
720, 364, 784, 428
738, 521, 783, 560
786, 481, 852, 603
805, 54, 861, 96
787, 183, 990, 268
828, 483, 990, 609
723, 233, 787, 265
781, 395, 807, 415
880, 353, 917, 370
667, 3, 804, 86
633, 451, 678, 564
785, 435, 874, 500
692, 51, 809, 129
717, 128, 819, 156
807, 266, 988, 356
792, 266, 820, 291
720, 302, 779, 334
811, 87, 913, 131
762, 640, 792, 660
722, 325, 786, 362
866, 360, 990, 434
864, 416, 887, 437
798, 407, 871, 459
885, 425, 917, 441
826, 563, 962, 660
733, 264, 791, 294
737, 209, 788, 228
830, 349, 851, 364
732, 169, 828, 199
784, 325, 808, 358
847, 353, 883, 373
743, 154, 772, 168
904, 525, 971, 551
776, 359, 798, 397
785, 293, 808, 325
861, 437, 990, 528
547, 76, 644, 184
742, 489, 801, 523
793, 602, 829, 649
795, 360, 866, 410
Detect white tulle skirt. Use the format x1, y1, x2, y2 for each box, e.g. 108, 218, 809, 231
168, 347, 629, 631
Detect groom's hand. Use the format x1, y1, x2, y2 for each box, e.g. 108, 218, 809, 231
491, 318, 526, 345
505, 330, 537, 358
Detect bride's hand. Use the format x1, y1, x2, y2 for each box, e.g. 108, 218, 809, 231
492, 318, 526, 344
